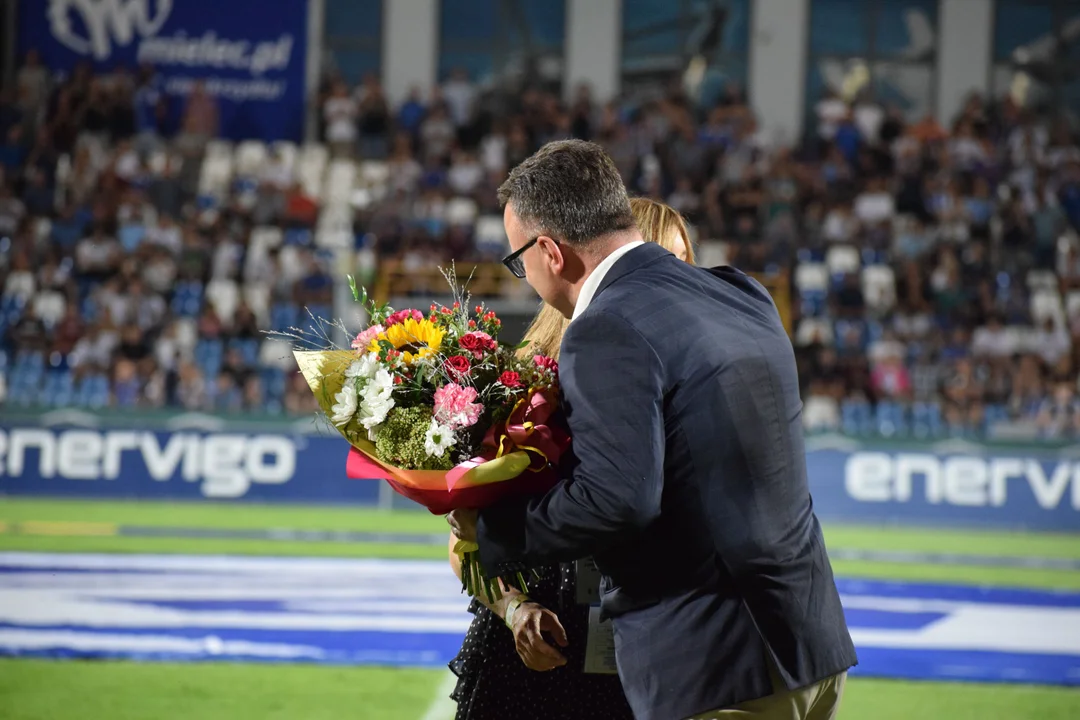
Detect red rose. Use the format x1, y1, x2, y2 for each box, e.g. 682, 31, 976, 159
533, 355, 558, 374
444, 355, 471, 378
459, 331, 495, 359
459, 333, 483, 353
499, 371, 522, 388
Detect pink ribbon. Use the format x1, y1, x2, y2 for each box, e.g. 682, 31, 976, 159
445, 390, 568, 491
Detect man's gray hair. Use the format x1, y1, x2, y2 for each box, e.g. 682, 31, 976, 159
497, 140, 636, 244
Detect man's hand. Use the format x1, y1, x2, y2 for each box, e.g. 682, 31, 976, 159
446, 508, 478, 543
510, 603, 569, 672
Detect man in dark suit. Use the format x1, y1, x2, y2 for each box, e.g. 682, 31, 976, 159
448, 140, 856, 720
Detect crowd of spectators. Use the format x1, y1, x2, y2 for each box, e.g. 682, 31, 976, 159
2, 52, 1080, 439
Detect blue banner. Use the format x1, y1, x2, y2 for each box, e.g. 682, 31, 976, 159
18, 0, 308, 141
0, 424, 378, 504
2, 413, 1079, 530
805, 438, 1080, 532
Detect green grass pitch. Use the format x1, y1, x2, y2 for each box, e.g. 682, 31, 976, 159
0, 498, 1078, 719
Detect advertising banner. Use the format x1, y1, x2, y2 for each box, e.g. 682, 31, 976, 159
2, 410, 1078, 531
805, 436, 1080, 532
0, 421, 378, 505
18, 0, 308, 140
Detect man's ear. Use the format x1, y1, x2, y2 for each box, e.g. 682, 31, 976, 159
537, 235, 563, 273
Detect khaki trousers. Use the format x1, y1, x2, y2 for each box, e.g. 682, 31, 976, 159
685, 671, 847, 720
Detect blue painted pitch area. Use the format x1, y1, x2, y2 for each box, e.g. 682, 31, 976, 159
1, 553, 1078, 686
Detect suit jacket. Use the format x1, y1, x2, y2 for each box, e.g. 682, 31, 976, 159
477, 243, 857, 720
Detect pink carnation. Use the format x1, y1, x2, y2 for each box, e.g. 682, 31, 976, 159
433, 383, 484, 429
352, 324, 385, 350
386, 309, 424, 327
534, 355, 558, 374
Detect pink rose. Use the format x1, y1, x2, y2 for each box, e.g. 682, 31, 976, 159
352, 324, 384, 350
434, 383, 484, 429
533, 355, 558, 374
385, 309, 424, 327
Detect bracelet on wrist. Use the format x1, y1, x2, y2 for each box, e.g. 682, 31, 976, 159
504, 594, 531, 629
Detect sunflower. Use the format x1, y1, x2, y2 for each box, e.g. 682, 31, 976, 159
369, 317, 445, 364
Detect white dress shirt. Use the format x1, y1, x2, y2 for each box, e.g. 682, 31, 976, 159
571, 240, 645, 321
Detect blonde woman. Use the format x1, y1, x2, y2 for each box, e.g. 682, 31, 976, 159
447, 198, 694, 720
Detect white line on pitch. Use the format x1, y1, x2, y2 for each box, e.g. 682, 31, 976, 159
419, 672, 459, 720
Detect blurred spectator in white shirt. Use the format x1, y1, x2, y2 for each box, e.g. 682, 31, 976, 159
971, 315, 1016, 358
802, 379, 841, 431
815, 90, 848, 145
420, 105, 456, 165
15, 50, 49, 121
823, 202, 859, 243
1030, 318, 1072, 367
323, 79, 357, 157
853, 177, 895, 225
447, 150, 484, 195
442, 68, 476, 129
3, 253, 36, 301
0, 181, 26, 235
261, 147, 294, 191
853, 95, 884, 146
145, 214, 182, 254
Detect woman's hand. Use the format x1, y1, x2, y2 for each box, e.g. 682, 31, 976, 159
510, 602, 569, 672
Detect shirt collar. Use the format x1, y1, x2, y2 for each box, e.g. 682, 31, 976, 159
571, 240, 645, 321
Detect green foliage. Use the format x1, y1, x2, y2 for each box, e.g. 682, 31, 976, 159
374, 406, 453, 471
348, 275, 392, 325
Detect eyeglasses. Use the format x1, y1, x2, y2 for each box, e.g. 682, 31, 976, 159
501, 236, 558, 279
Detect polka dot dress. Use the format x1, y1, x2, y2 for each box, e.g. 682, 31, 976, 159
448, 562, 635, 720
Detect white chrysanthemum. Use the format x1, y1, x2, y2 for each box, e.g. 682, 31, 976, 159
346, 352, 381, 380
358, 368, 395, 429
329, 383, 359, 426
424, 418, 456, 457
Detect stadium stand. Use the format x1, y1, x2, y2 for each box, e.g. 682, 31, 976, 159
1, 60, 1079, 439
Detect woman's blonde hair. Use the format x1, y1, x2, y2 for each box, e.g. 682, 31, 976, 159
517, 197, 695, 361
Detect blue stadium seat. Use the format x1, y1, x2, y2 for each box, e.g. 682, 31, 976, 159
841, 400, 874, 436
1, 295, 27, 330
911, 402, 944, 439
284, 228, 313, 246
861, 248, 888, 266
864, 321, 884, 345
800, 290, 828, 318
834, 319, 868, 352
874, 401, 909, 438
195, 194, 218, 211
171, 282, 204, 317
87, 375, 110, 409
271, 303, 300, 333
229, 338, 260, 366
982, 404, 1010, 436
261, 368, 287, 400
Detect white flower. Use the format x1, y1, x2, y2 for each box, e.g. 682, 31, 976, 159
329, 383, 359, 426
346, 353, 381, 380
358, 368, 396, 429
424, 419, 456, 457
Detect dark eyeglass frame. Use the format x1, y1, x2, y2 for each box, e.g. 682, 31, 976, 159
501, 236, 558, 279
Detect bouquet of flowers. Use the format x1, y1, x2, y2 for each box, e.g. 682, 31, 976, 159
292, 274, 569, 600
